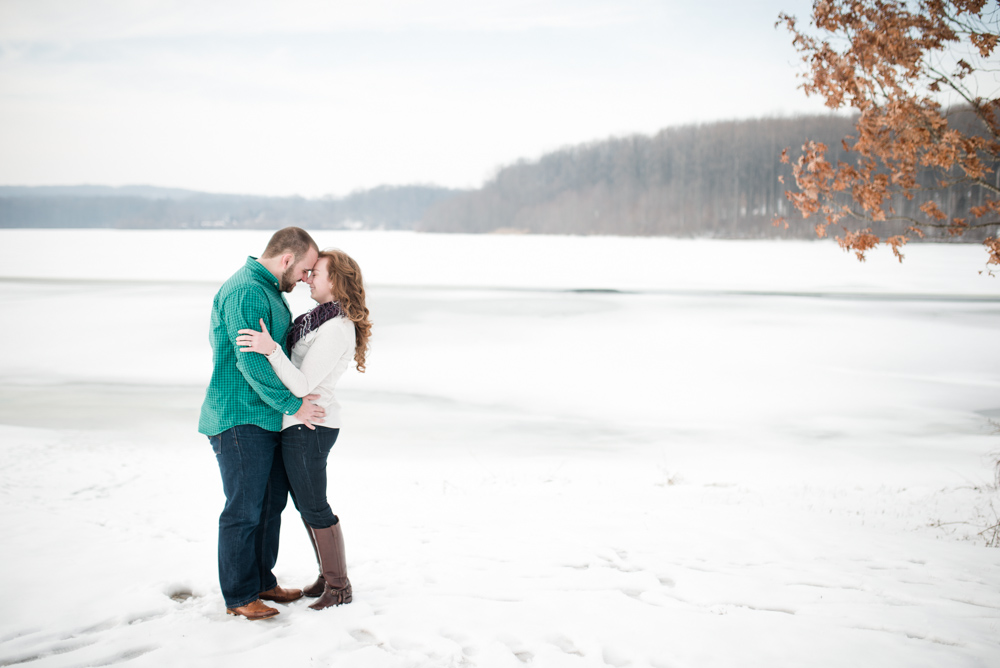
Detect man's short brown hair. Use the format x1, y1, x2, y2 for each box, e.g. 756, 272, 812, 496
260, 227, 319, 262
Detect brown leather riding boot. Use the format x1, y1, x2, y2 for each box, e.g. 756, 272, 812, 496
302, 519, 325, 597
226, 599, 279, 620
308, 521, 353, 610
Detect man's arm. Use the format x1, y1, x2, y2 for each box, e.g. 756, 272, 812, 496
223, 288, 304, 417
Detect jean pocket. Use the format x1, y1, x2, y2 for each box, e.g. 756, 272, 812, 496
209, 435, 222, 456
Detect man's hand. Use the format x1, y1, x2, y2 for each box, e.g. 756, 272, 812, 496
294, 394, 326, 430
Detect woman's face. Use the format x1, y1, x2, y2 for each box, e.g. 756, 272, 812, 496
306, 257, 335, 303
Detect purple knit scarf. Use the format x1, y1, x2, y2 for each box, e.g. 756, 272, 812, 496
287, 301, 342, 352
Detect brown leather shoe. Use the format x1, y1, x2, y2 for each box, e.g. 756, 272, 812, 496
259, 585, 303, 604
226, 599, 279, 620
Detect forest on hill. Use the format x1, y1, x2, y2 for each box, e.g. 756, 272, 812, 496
0, 185, 460, 231
419, 113, 998, 242
2, 114, 995, 241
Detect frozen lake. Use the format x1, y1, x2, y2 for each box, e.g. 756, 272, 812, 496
1, 230, 999, 667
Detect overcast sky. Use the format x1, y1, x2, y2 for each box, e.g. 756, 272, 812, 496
0, 0, 830, 197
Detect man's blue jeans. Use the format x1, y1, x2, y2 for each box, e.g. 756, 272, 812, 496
281, 425, 340, 529
209, 424, 289, 608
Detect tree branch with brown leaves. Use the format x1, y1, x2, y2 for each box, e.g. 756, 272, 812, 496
778, 0, 1000, 267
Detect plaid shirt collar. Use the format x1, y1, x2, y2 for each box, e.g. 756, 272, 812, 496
246, 256, 282, 292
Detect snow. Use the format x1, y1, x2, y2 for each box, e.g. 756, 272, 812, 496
1, 229, 999, 667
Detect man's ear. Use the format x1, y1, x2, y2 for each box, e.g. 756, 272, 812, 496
280, 253, 295, 270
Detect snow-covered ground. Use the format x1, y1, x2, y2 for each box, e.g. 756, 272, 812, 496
1, 229, 999, 667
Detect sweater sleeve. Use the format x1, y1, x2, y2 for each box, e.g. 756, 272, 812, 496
266, 319, 353, 397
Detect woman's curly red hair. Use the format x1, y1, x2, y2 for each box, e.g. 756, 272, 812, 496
319, 249, 372, 372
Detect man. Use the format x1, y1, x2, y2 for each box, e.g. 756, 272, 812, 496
199, 227, 325, 620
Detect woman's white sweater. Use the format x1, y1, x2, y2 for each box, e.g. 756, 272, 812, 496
266, 315, 356, 430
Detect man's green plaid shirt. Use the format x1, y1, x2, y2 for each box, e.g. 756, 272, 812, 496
198, 256, 302, 436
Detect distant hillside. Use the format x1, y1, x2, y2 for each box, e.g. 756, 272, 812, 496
419, 114, 997, 241
0, 184, 463, 230
0, 185, 204, 199
8, 113, 995, 240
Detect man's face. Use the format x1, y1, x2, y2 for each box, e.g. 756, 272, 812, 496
279, 247, 319, 293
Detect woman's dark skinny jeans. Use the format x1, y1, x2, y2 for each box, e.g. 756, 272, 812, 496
281, 424, 340, 529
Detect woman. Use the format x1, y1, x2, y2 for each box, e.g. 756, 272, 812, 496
236, 248, 371, 611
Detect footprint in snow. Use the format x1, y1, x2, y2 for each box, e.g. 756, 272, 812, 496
349, 628, 381, 646
547, 634, 585, 657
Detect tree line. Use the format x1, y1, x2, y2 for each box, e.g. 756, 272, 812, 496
0, 185, 460, 231
4, 113, 996, 241
419, 114, 998, 241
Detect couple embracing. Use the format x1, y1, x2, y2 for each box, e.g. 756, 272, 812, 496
197, 227, 372, 620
